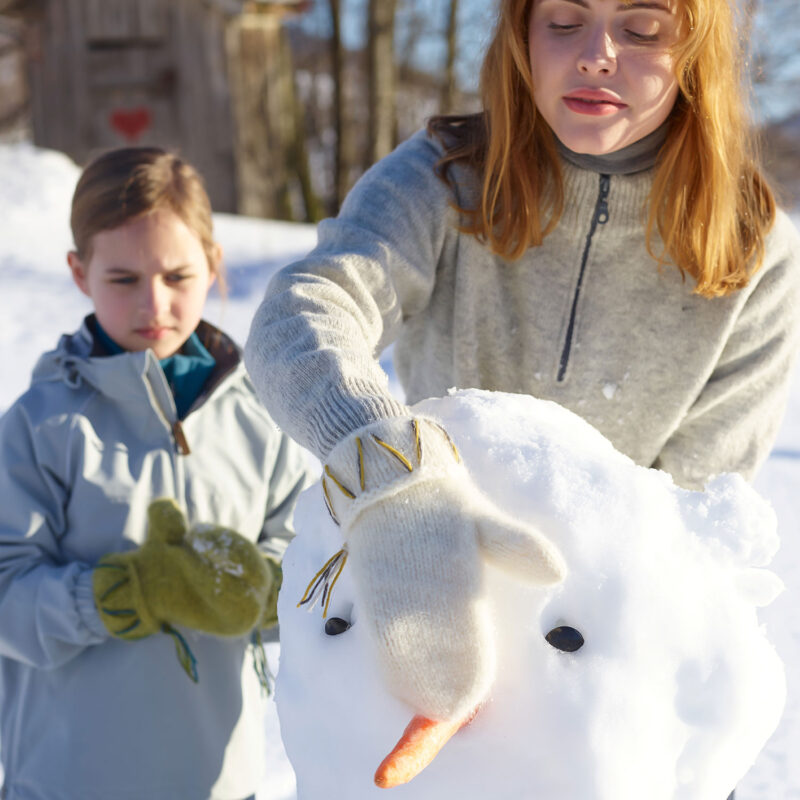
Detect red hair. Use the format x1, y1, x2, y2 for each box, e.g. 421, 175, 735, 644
428, 0, 775, 297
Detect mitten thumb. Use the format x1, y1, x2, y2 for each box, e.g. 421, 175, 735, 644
475, 503, 567, 585
146, 498, 188, 546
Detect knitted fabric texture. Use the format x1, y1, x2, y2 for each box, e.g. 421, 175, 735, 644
259, 555, 283, 630
322, 417, 567, 722
243, 130, 800, 488
93, 498, 277, 639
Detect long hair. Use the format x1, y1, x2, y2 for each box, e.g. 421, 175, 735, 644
70, 147, 226, 293
428, 0, 775, 298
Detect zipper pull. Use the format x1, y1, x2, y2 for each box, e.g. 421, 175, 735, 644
596, 174, 610, 225
172, 421, 191, 455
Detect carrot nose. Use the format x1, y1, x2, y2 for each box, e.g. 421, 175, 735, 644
373, 710, 476, 789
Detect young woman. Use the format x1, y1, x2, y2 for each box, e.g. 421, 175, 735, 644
0, 148, 310, 800
244, 0, 800, 786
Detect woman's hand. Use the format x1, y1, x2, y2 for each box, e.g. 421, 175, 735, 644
319, 417, 567, 785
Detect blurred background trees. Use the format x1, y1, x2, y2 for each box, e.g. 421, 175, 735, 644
0, 0, 797, 222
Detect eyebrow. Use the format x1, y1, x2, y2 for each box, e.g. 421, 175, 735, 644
552, 0, 672, 10
104, 265, 192, 274
619, 2, 671, 9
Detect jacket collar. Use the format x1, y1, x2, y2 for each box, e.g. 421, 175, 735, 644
32, 316, 244, 416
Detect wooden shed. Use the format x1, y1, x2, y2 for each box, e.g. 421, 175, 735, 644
4, 0, 310, 216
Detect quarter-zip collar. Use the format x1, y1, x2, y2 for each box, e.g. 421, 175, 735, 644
555, 122, 668, 176
557, 159, 654, 240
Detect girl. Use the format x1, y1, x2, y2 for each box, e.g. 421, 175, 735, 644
0, 148, 310, 800
244, 0, 800, 787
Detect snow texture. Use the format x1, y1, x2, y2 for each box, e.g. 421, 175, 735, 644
278, 389, 786, 799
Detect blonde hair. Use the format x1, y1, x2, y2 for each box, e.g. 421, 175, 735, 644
428, 0, 775, 297
70, 147, 225, 294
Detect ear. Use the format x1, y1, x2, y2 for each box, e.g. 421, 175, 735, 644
209, 242, 223, 287
67, 251, 91, 297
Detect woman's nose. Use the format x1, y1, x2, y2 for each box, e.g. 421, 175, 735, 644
576, 27, 617, 76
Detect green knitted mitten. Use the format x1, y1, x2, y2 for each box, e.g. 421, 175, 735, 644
94, 499, 276, 651
259, 555, 283, 630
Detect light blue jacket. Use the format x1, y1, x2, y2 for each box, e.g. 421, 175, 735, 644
0, 318, 310, 800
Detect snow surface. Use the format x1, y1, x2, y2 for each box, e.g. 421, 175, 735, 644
1, 142, 799, 798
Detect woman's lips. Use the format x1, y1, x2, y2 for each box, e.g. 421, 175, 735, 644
563, 92, 627, 116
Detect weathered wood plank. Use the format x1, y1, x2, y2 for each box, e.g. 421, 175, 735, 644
24, 0, 303, 214
135, 0, 169, 40
84, 0, 134, 42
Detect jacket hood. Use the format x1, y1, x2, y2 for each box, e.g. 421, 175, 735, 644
30, 317, 243, 410
31, 319, 155, 399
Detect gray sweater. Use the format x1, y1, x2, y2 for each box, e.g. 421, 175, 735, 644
245, 130, 800, 489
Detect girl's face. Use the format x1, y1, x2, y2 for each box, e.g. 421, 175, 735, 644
68, 208, 218, 359
528, 0, 681, 154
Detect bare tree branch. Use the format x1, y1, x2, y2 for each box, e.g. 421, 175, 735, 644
366, 0, 397, 165
441, 0, 460, 113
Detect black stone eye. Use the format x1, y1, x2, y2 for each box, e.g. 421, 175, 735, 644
545, 626, 584, 652
324, 617, 351, 636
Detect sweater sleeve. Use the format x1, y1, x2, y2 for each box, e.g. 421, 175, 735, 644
244, 130, 456, 459
653, 211, 800, 489
0, 400, 108, 670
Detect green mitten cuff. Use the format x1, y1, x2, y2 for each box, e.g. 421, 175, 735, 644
93, 553, 160, 640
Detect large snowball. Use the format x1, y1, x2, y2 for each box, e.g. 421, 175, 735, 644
276, 390, 785, 799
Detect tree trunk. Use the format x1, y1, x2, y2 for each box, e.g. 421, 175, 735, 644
366, 0, 397, 166
327, 0, 346, 212
280, 26, 323, 223
441, 0, 460, 113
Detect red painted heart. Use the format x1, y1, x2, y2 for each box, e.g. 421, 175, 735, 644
109, 107, 152, 142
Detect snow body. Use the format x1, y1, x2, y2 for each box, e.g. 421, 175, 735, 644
276, 389, 785, 800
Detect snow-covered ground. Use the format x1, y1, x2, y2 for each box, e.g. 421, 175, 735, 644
1, 142, 799, 798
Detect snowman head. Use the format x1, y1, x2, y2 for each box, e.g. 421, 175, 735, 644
277, 390, 785, 800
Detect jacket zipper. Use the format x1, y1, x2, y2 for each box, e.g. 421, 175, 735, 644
143, 363, 192, 457
172, 421, 191, 455
557, 173, 610, 382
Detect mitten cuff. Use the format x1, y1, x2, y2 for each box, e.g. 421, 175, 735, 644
93, 554, 158, 639
323, 417, 465, 530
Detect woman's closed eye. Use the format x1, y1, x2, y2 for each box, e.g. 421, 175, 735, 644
625, 28, 660, 42
548, 22, 581, 33
619, 13, 672, 44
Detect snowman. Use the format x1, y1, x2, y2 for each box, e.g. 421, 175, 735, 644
275, 390, 785, 800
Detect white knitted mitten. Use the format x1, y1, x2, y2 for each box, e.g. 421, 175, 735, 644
317, 416, 567, 723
